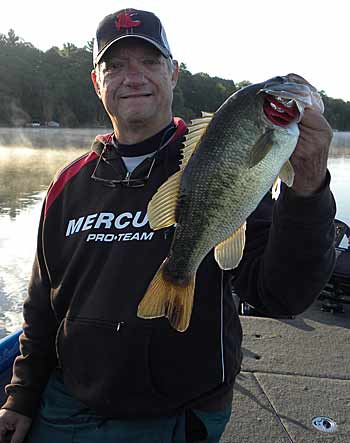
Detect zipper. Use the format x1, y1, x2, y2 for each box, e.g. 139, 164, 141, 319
67, 316, 125, 333
220, 270, 225, 383
55, 318, 65, 368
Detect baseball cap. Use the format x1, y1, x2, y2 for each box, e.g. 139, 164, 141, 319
93, 8, 172, 66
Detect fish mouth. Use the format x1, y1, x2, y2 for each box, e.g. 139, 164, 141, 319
259, 75, 324, 116
263, 94, 300, 126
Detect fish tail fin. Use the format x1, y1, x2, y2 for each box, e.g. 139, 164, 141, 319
137, 261, 196, 332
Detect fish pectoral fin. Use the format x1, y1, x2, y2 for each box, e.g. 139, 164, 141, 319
248, 128, 274, 168
279, 160, 295, 187
137, 261, 196, 333
271, 161, 295, 200
147, 171, 181, 230
214, 222, 247, 270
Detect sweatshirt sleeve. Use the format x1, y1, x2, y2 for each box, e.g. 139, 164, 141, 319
233, 171, 336, 316
1, 202, 59, 418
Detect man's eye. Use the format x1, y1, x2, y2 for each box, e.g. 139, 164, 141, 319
106, 61, 124, 70
143, 58, 159, 66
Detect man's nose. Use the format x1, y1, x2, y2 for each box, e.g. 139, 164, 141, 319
123, 60, 147, 86
123, 71, 146, 86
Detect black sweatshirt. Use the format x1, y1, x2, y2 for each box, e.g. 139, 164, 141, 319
2, 117, 336, 419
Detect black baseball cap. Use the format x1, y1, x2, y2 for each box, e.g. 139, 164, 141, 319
93, 8, 172, 66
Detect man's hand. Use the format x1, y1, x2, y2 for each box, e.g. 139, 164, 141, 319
290, 108, 333, 196
0, 410, 31, 443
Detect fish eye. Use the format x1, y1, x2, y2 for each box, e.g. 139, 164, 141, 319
264, 76, 285, 87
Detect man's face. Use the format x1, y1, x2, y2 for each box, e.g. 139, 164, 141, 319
91, 39, 178, 131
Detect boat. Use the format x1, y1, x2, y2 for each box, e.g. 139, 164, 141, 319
0, 220, 349, 441
0, 329, 21, 406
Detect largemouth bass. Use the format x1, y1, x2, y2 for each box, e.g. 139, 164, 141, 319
137, 73, 324, 332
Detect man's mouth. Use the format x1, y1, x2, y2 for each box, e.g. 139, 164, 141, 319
120, 93, 153, 99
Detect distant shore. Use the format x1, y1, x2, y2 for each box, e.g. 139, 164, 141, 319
0, 127, 349, 154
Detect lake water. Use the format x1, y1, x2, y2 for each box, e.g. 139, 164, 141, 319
0, 128, 349, 338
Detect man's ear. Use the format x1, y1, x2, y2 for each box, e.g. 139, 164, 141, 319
91, 69, 101, 98
171, 60, 179, 89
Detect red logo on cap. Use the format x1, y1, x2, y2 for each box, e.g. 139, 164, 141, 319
116, 12, 141, 31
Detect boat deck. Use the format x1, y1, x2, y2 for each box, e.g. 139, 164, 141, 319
222, 299, 350, 442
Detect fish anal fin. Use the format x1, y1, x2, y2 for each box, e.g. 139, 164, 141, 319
147, 170, 182, 230
214, 222, 247, 270
279, 160, 295, 187
249, 129, 274, 168
137, 260, 196, 332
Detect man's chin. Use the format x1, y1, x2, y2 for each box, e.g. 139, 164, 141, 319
118, 109, 155, 125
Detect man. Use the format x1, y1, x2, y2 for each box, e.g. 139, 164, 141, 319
0, 8, 335, 443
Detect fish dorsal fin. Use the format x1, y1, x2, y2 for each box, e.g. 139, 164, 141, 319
148, 113, 214, 231
214, 222, 247, 270
279, 160, 295, 187
180, 113, 214, 169
249, 128, 274, 168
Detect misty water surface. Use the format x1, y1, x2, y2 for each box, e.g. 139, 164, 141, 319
0, 128, 349, 338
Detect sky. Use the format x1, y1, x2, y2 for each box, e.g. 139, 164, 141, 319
1, 0, 349, 102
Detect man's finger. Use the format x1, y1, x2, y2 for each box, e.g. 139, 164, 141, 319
299, 108, 332, 132
0, 422, 11, 442
10, 422, 30, 443
0, 429, 13, 443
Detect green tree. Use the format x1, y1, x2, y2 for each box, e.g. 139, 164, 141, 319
6, 29, 20, 46
85, 39, 94, 53
235, 80, 252, 90
60, 43, 78, 57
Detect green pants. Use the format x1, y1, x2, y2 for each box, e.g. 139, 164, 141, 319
25, 371, 232, 443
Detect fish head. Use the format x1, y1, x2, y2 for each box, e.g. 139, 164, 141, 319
257, 74, 324, 127
219, 74, 323, 171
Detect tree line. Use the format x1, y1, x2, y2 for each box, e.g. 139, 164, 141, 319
1, 30, 350, 130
